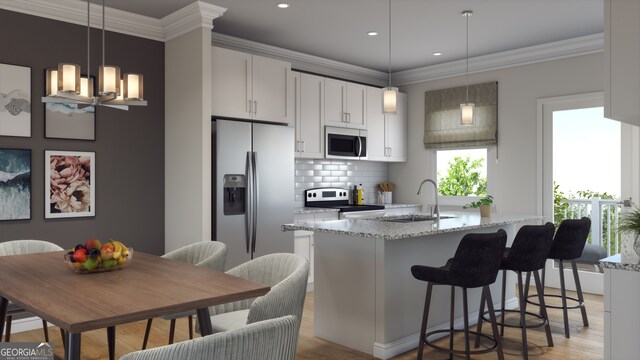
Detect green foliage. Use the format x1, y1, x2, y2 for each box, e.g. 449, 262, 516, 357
619, 207, 640, 236
463, 195, 494, 209
437, 156, 487, 196
553, 182, 569, 228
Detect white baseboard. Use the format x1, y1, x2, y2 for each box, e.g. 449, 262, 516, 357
372, 297, 518, 360
306, 282, 314, 292
6, 316, 53, 334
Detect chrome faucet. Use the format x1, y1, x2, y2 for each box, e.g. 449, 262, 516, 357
417, 179, 439, 218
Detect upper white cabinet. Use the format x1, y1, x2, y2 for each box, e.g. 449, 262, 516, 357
293, 72, 325, 158
366, 88, 407, 162
324, 78, 366, 129
604, 0, 640, 126
212, 46, 292, 125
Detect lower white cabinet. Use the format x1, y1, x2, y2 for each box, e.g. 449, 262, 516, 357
294, 212, 339, 287
604, 267, 640, 359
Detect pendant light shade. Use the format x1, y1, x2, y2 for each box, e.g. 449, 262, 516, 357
80, 76, 94, 98
57, 63, 81, 94
382, 0, 397, 114
45, 69, 58, 96
461, 10, 474, 126
123, 73, 144, 100
99, 65, 121, 95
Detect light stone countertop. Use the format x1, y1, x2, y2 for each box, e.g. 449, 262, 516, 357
282, 212, 543, 240
599, 254, 640, 272
383, 203, 422, 209
294, 207, 341, 215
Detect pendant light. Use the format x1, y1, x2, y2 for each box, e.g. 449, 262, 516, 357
382, 0, 397, 114
42, 0, 146, 110
460, 10, 474, 126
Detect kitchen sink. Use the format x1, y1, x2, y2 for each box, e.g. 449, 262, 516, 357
382, 215, 454, 223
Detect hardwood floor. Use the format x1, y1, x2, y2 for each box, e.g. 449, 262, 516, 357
9, 287, 603, 359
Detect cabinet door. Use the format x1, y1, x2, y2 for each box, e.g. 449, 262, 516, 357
298, 73, 325, 158
293, 71, 302, 156
387, 92, 407, 162
212, 47, 252, 119
324, 78, 347, 127
252, 54, 291, 123
346, 83, 366, 129
366, 87, 387, 161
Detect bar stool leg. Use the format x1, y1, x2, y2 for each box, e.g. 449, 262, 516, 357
517, 271, 529, 360
462, 288, 470, 360
558, 260, 571, 338
474, 286, 486, 348
523, 271, 531, 313
571, 260, 589, 327
449, 286, 455, 360
500, 269, 506, 336
484, 286, 505, 360
417, 283, 433, 360
533, 270, 554, 347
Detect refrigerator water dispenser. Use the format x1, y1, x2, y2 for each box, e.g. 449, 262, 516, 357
223, 174, 246, 215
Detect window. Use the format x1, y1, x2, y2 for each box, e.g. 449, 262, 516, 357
436, 148, 487, 197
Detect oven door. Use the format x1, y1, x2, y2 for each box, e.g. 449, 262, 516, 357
339, 209, 385, 220
325, 127, 367, 159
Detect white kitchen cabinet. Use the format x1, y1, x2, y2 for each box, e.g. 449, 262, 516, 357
294, 211, 339, 287
293, 72, 324, 158
604, 0, 640, 126
604, 267, 640, 360
212, 46, 292, 124
366, 88, 407, 162
324, 78, 366, 129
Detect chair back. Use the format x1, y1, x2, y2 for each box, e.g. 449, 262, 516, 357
120, 315, 298, 360
449, 229, 507, 288
162, 241, 227, 271
0, 240, 63, 256
548, 217, 591, 260
503, 222, 555, 272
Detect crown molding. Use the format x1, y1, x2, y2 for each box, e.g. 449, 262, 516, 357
393, 33, 604, 85
212, 33, 388, 86
0, 0, 226, 42
162, 2, 226, 41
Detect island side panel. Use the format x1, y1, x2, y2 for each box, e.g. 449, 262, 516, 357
374, 224, 517, 358
314, 232, 377, 354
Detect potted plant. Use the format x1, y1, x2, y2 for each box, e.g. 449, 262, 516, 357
618, 206, 640, 263
463, 195, 494, 218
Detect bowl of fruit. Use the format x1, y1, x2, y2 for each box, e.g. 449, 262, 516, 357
64, 239, 132, 273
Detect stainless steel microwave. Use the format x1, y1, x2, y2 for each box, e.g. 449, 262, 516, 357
325, 127, 367, 160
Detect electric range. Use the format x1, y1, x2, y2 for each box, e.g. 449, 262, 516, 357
304, 187, 385, 219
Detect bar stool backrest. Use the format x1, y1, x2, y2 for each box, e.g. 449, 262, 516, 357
548, 217, 591, 261
450, 229, 507, 288
503, 222, 555, 272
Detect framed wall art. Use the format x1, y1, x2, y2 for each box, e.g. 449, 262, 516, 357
45, 150, 95, 219
0, 148, 31, 221
0, 63, 31, 137
45, 103, 96, 140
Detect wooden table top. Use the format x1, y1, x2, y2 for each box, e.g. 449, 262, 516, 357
0, 251, 269, 333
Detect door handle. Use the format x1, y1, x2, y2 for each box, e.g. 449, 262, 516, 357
248, 100, 252, 114
302, 140, 306, 152
254, 100, 257, 114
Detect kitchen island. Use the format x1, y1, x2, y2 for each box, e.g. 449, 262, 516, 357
282, 212, 542, 359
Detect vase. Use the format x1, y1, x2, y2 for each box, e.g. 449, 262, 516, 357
621, 233, 640, 264
479, 204, 491, 218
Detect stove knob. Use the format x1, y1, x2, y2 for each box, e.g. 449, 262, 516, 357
307, 193, 312, 198
313, 193, 317, 197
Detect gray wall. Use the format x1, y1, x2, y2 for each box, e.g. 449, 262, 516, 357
0, 10, 165, 254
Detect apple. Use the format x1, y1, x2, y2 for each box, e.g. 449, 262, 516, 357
100, 248, 114, 260
83, 257, 99, 270
85, 239, 101, 250
102, 259, 117, 269
100, 243, 114, 252
73, 248, 88, 263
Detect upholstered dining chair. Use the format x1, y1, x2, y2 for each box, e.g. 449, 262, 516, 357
122, 315, 297, 360
203, 253, 308, 346
0, 240, 64, 343
141, 241, 228, 349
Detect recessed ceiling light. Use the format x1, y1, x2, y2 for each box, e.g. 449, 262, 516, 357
367, 31, 379, 36
433, 52, 443, 56
277, 2, 290, 8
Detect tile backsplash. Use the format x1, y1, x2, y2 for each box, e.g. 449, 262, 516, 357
294, 159, 389, 207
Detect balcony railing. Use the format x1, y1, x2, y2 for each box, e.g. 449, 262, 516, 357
562, 198, 623, 257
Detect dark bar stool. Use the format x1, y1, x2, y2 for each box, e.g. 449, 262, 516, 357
411, 229, 507, 360
526, 217, 591, 338
475, 222, 555, 360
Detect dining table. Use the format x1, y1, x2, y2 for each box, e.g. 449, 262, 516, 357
0, 251, 270, 360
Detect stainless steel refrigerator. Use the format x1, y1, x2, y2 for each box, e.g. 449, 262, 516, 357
213, 119, 294, 269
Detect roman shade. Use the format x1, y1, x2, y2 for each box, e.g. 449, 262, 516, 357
424, 82, 498, 149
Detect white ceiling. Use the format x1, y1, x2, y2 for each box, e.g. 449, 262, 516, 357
101, 0, 604, 72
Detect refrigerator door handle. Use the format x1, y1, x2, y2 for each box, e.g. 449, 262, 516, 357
245, 151, 253, 254
251, 151, 259, 257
